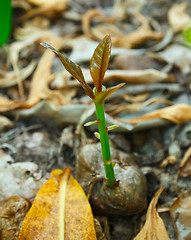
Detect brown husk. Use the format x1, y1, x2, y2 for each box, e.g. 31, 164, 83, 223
75, 143, 147, 216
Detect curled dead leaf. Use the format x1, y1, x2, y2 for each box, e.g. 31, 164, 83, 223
160, 155, 177, 168
123, 93, 150, 103
117, 104, 191, 124
82, 9, 164, 49
19, 168, 97, 240
179, 146, 191, 177
82, 9, 117, 40
0, 115, 13, 131
134, 187, 170, 240
26, 46, 66, 107
0, 95, 29, 112
0, 61, 36, 88
22, 0, 69, 19
170, 191, 191, 240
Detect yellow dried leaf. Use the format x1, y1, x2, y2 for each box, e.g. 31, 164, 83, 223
19, 168, 97, 240
134, 187, 170, 240
118, 104, 191, 124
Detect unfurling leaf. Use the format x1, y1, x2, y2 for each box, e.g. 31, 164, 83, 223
134, 187, 170, 240
40, 43, 95, 100
94, 132, 100, 139
94, 83, 125, 105
19, 168, 97, 240
84, 120, 101, 127
90, 35, 111, 93
107, 125, 119, 131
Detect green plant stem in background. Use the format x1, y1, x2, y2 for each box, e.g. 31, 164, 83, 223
0, 0, 12, 46
95, 104, 116, 187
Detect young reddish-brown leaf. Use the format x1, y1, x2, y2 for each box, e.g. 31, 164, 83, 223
19, 168, 97, 240
90, 35, 111, 93
94, 83, 125, 105
40, 43, 95, 100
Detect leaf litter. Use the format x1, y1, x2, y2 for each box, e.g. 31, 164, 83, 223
1, 0, 191, 239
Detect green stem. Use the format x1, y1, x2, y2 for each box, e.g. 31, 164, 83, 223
95, 104, 116, 187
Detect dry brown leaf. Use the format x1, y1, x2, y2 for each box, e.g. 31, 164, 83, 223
26, 35, 74, 107
0, 196, 31, 240
112, 0, 146, 18
134, 187, 170, 240
8, 21, 66, 99
82, 9, 117, 39
82, 9, 164, 49
22, 0, 69, 19
0, 95, 29, 112
106, 93, 149, 116
112, 29, 163, 49
144, 97, 174, 107
27, 0, 67, 6
179, 146, 191, 177
167, 3, 191, 33
170, 191, 191, 240
104, 69, 169, 83
123, 93, 150, 103
118, 104, 191, 124
107, 103, 143, 116
19, 168, 97, 240
160, 155, 177, 168
50, 68, 170, 90
0, 115, 14, 131
0, 61, 36, 88
12, 0, 32, 10
107, 96, 173, 117
9, 38, 39, 98
26, 48, 66, 107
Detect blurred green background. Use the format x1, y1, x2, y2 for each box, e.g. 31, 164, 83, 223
0, 0, 12, 46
